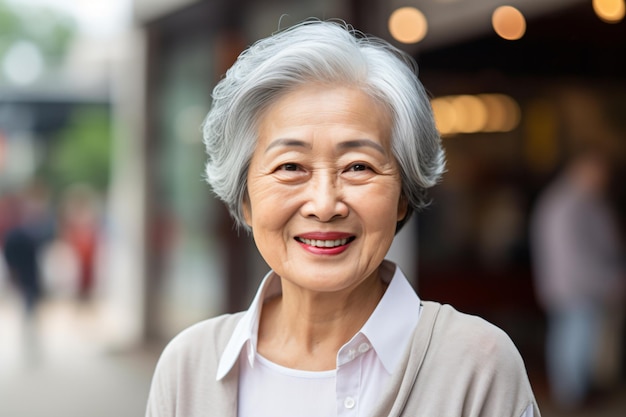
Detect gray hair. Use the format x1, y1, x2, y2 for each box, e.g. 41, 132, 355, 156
203, 19, 445, 232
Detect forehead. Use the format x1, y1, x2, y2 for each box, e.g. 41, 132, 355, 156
256, 83, 392, 142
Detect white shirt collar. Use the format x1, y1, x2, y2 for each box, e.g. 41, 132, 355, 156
358, 261, 422, 372
216, 260, 421, 380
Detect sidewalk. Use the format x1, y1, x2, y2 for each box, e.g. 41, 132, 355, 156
0, 295, 161, 417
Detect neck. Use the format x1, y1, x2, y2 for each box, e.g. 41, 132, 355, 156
257, 268, 387, 371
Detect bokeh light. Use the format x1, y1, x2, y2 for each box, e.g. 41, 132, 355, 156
431, 98, 457, 136
593, 0, 626, 23
2, 40, 45, 85
388, 7, 428, 44
492, 5, 526, 40
451, 95, 488, 133
431, 94, 521, 135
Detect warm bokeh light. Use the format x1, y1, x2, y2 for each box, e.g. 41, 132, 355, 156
479, 94, 509, 132
487, 93, 521, 132
431, 94, 521, 135
492, 5, 526, 40
431, 98, 457, 135
593, 0, 626, 23
452, 95, 488, 133
388, 7, 428, 44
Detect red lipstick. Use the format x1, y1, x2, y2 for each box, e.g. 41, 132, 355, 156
295, 232, 355, 255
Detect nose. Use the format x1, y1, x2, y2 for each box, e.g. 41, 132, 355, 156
300, 171, 349, 222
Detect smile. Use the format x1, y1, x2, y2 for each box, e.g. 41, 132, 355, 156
295, 237, 354, 248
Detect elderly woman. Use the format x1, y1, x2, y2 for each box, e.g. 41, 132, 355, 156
146, 20, 540, 417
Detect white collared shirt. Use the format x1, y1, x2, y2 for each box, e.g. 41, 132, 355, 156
215, 261, 534, 417
217, 260, 421, 417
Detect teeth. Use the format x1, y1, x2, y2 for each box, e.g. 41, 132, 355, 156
298, 238, 349, 248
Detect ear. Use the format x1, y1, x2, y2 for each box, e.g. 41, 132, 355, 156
242, 193, 252, 226
397, 194, 408, 222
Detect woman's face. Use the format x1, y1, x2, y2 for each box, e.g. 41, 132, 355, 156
244, 84, 407, 295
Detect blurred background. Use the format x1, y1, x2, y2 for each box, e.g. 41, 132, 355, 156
0, 0, 624, 416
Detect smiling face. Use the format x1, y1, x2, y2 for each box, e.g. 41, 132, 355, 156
244, 84, 407, 295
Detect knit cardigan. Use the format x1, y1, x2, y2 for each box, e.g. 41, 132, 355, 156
145, 301, 541, 417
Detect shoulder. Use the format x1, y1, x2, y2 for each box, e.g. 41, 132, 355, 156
157, 312, 245, 368
145, 313, 245, 416
166, 313, 244, 349
426, 302, 526, 371
149, 312, 244, 388
407, 302, 536, 416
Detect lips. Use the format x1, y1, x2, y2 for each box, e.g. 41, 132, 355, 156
296, 237, 350, 248
295, 232, 356, 251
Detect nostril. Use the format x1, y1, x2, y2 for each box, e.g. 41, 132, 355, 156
300, 195, 349, 221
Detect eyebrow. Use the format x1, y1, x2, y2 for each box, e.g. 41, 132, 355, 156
337, 139, 386, 155
264, 138, 386, 155
264, 139, 312, 153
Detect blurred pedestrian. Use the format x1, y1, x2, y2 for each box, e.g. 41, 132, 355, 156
1, 181, 54, 364
57, 183, 102, 302
1, 182, 54, 315
530, 149, 626, 410
3, 221, 42, 314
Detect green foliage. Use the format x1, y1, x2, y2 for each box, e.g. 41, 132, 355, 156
46, 106, 112, 192
0, 2, 20, 37
0, 0, 77, 74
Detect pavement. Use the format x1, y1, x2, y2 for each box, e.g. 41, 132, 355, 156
0, 295, 161, 417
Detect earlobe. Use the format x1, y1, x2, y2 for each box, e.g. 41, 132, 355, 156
242, 194, 252, 226
397, 194, 408, 221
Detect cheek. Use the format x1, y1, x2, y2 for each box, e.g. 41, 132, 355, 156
353, 187, 402, 232
353, 184, 401, 212
247, 182, 298, 228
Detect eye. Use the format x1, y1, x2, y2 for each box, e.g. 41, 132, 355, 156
272, 163, 308, 182
347, 163, 370, 172
342, 162, 378, 183
278, 163, 300, 171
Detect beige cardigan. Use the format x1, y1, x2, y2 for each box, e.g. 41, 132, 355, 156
145, 301, 541, 417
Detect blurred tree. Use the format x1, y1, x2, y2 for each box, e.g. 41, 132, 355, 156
45, 106, 112, 192
0, 0, 76, 82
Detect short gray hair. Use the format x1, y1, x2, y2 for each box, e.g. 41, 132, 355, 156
203, 19, 445, 231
